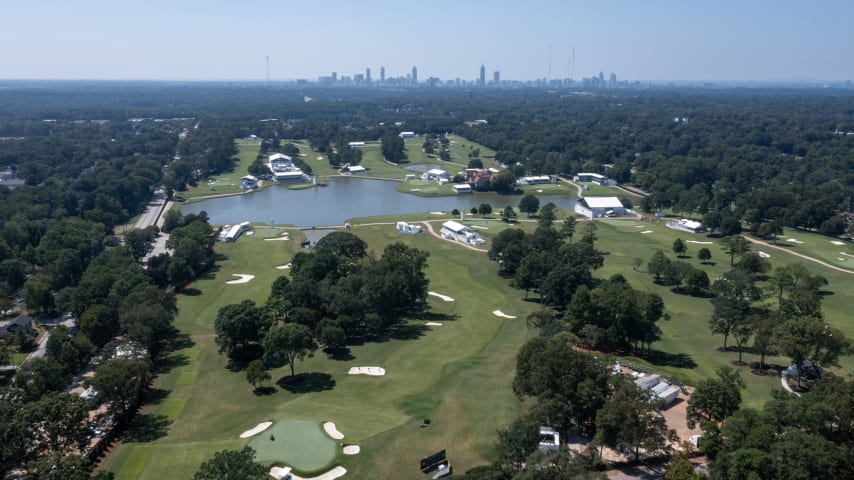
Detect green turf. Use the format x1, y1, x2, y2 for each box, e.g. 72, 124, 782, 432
101, 212, 853, 479
248, 420, 338, 474
181, 140, 263, 200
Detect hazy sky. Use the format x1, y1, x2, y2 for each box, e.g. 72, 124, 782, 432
2, 0, 852, 82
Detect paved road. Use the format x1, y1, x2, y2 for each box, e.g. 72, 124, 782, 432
135, 189, 167, 230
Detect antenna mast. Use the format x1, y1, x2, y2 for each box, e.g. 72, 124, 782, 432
548, 43, 552, 82
266, 55, 270, 85
571, 48, 575, 80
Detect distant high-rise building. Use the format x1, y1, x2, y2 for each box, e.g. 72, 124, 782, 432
479, 64, 486, 86
411, 66, 418, 85
380, 66, 385, 83
332, 71, 337, 82
493, 70, 500, 86
366, 68, 371, 83
609, 72, 616, 87
598, 71, 605, 85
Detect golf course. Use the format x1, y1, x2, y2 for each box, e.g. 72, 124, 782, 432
101, 203, 853, 479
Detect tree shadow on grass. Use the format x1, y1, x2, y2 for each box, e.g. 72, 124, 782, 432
253, 386, 277, 396
124, 414, 172, 443
413, 311, 460, 323
181, 288, 202, 296
646, 350, 697, 369
325, 347, 355, 361
386, 322, 428, 341
146, 388, 171, 405
277, 372, 336, 394
226, 345, 264, 372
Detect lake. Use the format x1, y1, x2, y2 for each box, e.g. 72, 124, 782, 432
180, 177, 576, 226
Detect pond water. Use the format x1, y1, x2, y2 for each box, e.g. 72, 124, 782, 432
180, 177, 576, 226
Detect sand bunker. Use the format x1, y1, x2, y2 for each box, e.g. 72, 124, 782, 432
265, 236, 290, 241
246, 231, 254, 236
831, 240, 846, 246
429, 211, 444, 215
493, 310, 517, 319
786, 238, 804, 244
425, 322, 443, 326
536, 189, 543, 192
348, 366, 386, 376
226, 274, 255, 284
686, 240, 713, 244
841, 252, 854, 257
470, 225, 488, 230
323, 422, 344, 440
276, 263, 292, 270
428, 291, 455, 302
343, 445, 360, 455
757, 252, 771, 258
239, 421, 272, 439
269, 466, 292, 479
411, 188, 421, 191
640, 230, 654, 234
288, 466, 347, 480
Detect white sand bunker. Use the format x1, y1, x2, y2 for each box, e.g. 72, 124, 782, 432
493, 310, 517, 319
246, 231, 254, 236
239, 421, 272, 439
757, 252, 771, 258
269, 466, 292, 479
428, 291, 455, 302
686, 240, 713, 244
430, 211, 444, 215
343, 445, 360, 455
288, 466, 347, 480
323, 421, 344, 440
470, 225, 488, 230
348, 366, 386, 376
265, 236, 290, 241
841, 252, 854, 257
640, 230, 654, 234
633, 225, 645, 228
276, 263, 292, 270
226, 274, 255, 284
536, 189, 543, 192
787, 238, 804, 244
425, 322, 443, 326
831, 240, 846, 246
411, 188, 421, 191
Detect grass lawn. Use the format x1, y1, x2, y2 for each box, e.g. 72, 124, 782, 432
180, 140, 262, 201
767, 227, 854, 271
102, 220, 537, 480
248, 420, 338, 474
518, 183, 574, 196
101, 213, 853, 479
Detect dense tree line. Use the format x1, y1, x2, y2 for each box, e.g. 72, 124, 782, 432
214, 232, 430, 378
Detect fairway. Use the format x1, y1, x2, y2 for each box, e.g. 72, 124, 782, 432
248, 420, 338, 473
100, 210, 853, 479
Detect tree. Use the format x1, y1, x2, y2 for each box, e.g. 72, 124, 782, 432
737, 252, 771, 275
245, 359, 271, 391
14, 357, 71, 401
672, 238, 687, 257
492, 169, 517, 194
751, 311, 778, 373
709, 268, 761, 350
478, 203, 493, 217
214, 300, 269, 355
518, 194, 540, 217
595, 376, 674, 461
683, 268, 710, 296
380, 131, 406, 163
263, 323, 316, 377
495, 417, 540, 471
686, 366, 745, 428
562, 217, 576, 244
194, 446, 267, 480
697, 247, 712, 264
488, 228, 530, 273
721, 235, 750, 266
647, 251, 671, 283
663, 455, 702, 480
538, 203, 558, 228
467, 158, 483, 169
88, 358, 151, 416
579, 222, 598, 245
0, 296, 15, 318
18, 392, 91, 460
501, 206, 517, 223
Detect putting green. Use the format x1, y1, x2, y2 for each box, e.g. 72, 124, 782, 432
248, 420, 338, 473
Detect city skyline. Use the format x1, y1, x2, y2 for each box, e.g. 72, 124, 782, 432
1, 0, 853, 82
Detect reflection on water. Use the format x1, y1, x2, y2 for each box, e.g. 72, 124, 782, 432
181, 177, 576, 226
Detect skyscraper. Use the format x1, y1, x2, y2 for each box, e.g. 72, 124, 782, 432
411, 66, 418, 86
479, 64, 486, 87
380, 66, 385, 83
366, 68, 371, 83
493, 70, 500, 86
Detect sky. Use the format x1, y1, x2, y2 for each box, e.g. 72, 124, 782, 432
1, 0, 852, 82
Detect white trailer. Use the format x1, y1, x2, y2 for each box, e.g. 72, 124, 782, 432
657, 386, 681, 406
634, 374, 661, 391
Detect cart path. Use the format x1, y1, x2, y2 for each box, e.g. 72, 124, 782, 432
743, 235, 854, 275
